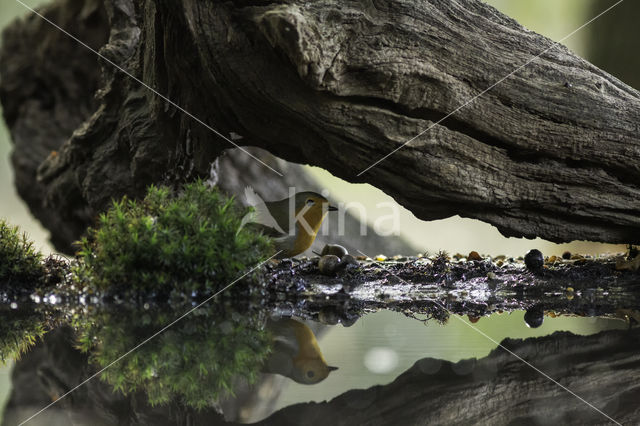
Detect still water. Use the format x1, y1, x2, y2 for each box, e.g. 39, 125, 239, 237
0, 275, 636, 426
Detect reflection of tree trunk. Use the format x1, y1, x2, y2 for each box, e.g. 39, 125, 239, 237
8, 326, 638, 425
586, 0, 640, 90
258, 328, 640, 426
3, 0, 640, 252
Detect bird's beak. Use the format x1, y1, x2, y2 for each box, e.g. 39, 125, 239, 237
328, 205, 338, 212
328, 365, 339, 371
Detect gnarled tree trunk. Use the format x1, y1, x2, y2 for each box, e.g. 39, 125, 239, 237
2, 0, 640, 251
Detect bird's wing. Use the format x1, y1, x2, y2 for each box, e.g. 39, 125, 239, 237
243, 186, 264, 206
243, 222, 287, 239
243, 186, 287, 234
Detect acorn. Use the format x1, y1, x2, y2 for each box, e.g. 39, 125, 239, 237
320, 244, 349, 258
318, 255, 341, 275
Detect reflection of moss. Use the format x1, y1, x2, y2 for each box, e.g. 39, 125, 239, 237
74, 181, 272, 293
74, 304, 271, 408
0, 308, 47, 362
0, 219, 44, 290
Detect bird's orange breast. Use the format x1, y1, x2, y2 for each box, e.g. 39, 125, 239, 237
290, 207, 327, 255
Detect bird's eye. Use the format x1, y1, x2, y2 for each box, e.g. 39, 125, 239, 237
306, 198, 315, 206
307, 370, 315, 378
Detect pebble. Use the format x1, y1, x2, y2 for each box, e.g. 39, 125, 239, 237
565, 287, 575, 300
467, 315, 480, 323
524, 249, 544, 271
524, 306, 544, 328
340, 254, 359, 266
468, 251, 482, 261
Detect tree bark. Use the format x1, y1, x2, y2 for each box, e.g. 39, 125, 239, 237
2, 0, 640, 251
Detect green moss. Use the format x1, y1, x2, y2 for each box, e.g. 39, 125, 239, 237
73, 303, 271, 408
0, 309, 47, 362
74, 181, 272, 293
0, 219, 44, 290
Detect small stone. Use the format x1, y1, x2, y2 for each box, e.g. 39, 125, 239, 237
467, 315, 480, 323
339, 254, 359, 270
524, 249, 544, 270
487, 271, 497, 280
570, 254, 584, 260
468, 251, 482, 261
341, 254, 358, 264
375, 254, 387, 261
524, 306, 544, 328
496, 260, 504, 267
547, 255, 557, 263
565, 287, 575, 300
562, 251, 571, 260
318, 307, 340, 325
616, 254, 640, 271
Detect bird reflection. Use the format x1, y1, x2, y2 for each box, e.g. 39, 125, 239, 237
264, 318, 338, 384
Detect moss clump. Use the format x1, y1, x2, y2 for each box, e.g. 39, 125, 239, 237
74, 303, 271, 408
0, 219, 44, 290
0, 309, 47, 362
74, 181, 272, 293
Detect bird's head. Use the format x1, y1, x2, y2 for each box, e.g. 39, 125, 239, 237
290, 192, 338, 234
293, 358, 339, 384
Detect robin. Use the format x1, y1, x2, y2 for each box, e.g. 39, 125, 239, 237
242, 188, 338, 258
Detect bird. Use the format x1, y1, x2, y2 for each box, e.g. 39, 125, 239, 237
264, 317, 338, 384
241, 188, 338, 258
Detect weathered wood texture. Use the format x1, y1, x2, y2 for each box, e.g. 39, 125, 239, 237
2, 0, 640, 249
